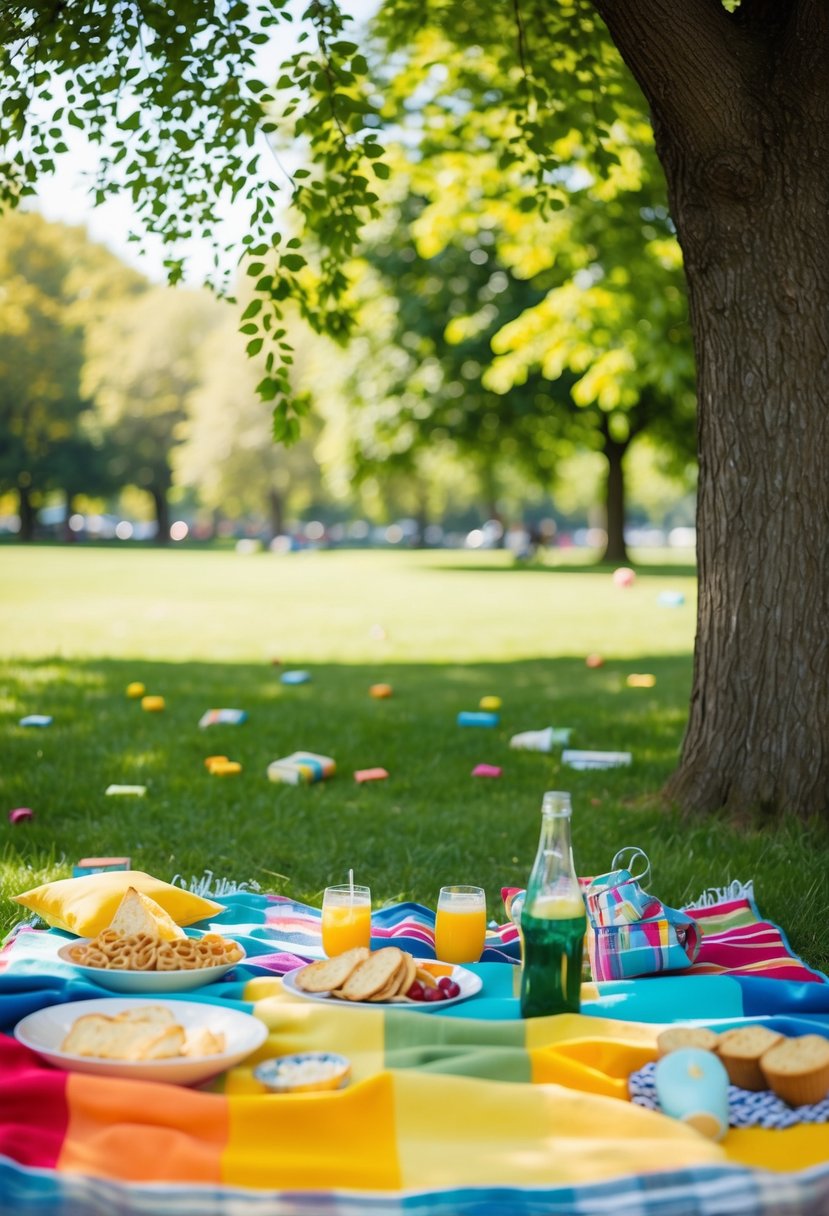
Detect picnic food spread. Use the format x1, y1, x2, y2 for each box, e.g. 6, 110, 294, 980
60, 1003, 225, 1060
3, 864, 829, 1216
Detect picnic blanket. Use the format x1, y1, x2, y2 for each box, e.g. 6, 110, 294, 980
1, 887, 828, 1216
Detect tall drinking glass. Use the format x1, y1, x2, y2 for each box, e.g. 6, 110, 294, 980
435, 886, 486, 964
322, 884, 372, 957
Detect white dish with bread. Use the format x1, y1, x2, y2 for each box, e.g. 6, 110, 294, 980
56, 886, 245, 993
282, 945, 483, 1010
15, 996, 268, 1086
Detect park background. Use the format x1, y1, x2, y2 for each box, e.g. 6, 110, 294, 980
1, 0, 828, 976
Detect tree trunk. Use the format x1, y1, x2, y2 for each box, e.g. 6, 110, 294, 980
150, 487, 170, 544
594, 0, 829, 817
267, 487, 284, 541
17, 484, 35, 542
601, 431, 629, 565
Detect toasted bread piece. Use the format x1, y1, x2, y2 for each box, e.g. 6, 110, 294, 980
338, 947, 404, 1001
716, 1025, 784, 1090
293, 947, 370, 993
113, 1005, 176, 1026
109, 887, 186, 942
760, 1034, 829, 1106
140, 1025, 187, 1059
657, 1027, 720, 1058
61, 1013, 185, 1060
184, 1027, 226, 1057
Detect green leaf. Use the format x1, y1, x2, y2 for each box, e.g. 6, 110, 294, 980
241, 298, 263, 320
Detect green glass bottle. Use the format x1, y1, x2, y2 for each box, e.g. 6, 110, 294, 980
519, 790, 587, 1018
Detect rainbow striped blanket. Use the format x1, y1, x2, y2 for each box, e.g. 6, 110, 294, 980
1, 888, 828, 1215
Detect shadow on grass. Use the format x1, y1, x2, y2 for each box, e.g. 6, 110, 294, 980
436, 561, 697, 578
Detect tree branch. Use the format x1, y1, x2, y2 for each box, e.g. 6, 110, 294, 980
589, 0, 755, 154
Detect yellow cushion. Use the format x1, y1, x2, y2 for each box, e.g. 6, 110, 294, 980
13, 871, 223, 937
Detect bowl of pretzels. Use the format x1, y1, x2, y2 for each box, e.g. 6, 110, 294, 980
56, 886, 245, 993
57, 931, 246, 993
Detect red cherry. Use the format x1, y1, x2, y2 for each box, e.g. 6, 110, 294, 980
423, 985, 446, 1001
406, 981, 426, 1001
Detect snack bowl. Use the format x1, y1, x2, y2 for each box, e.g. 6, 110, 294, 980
57, 938, 245, 993
254, 1051, 351, 1093
15, 996, 268, 1086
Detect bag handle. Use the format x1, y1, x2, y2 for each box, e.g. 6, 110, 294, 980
610, 846, 651, 886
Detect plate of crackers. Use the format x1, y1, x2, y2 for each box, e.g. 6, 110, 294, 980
57, 931, 245, 993
15, 997, 268, 1086
282, 945, 483, 1009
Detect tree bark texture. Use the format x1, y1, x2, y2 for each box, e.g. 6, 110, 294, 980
593, 0, 829, 816
267, 487, 284, 541
151, 487, 170, 544
17, 484, 35, 542
601, 430, 630, 565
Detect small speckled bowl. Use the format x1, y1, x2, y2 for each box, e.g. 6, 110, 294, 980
254, 1052, 351, 1094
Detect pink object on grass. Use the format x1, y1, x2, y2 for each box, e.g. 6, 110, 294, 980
8, 807, 34, 824
472, 764, 502, 779
354, 767, 389, 783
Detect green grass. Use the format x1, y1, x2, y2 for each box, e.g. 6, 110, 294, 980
1, 545, 827, 973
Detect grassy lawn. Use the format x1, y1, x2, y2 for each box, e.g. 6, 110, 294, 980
2, 544, 827, 973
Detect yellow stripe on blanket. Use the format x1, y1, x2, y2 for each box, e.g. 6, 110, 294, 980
392, 1071, 725, 1187
228, 978, 386, 1091
224, 1073, 402, 1189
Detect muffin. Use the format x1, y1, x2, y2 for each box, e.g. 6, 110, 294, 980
760, 1034, 829, 1106
657, 1026, 720, 1058
716, 1026, 784, 1090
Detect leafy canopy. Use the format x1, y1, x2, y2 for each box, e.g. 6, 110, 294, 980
0, 0, 728, 436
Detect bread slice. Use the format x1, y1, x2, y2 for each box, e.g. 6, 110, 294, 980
716, 1025, 784, 1089
108, 887, 186, 942
113, 1005, 176, 1026
61, 1013, 185, 1060
657, 1027, 720, 1058
184, 1027, 226, 1057
293, 947, 370, 993
760, 1034, 829, 1106
338, 947, 405, 1001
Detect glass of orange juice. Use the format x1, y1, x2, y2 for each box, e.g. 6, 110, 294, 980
322, 885, 372, 957
435, 885, 486, 964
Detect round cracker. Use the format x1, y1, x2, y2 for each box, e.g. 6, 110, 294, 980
293, 947, 370, 993
339, 947, 405, 1001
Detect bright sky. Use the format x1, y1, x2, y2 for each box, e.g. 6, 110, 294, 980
32, 1, 377, 285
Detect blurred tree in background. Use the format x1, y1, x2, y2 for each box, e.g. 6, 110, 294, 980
0, 212, 143, 537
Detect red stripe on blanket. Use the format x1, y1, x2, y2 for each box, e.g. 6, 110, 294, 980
0, 1036, 70, 1168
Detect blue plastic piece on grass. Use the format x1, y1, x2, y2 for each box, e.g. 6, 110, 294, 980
457, 711, 500, 727
19, 715, 53, 727
281, 670, 311, 685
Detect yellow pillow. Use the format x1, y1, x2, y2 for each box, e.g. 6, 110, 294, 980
13, 870, 223, 937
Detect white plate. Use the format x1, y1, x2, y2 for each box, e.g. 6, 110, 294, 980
56, 939, 244, 993
15, 996, 268, 1086
282, 961, 482, 1010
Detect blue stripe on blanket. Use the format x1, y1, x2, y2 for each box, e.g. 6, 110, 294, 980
2, 1156, 829, 1216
